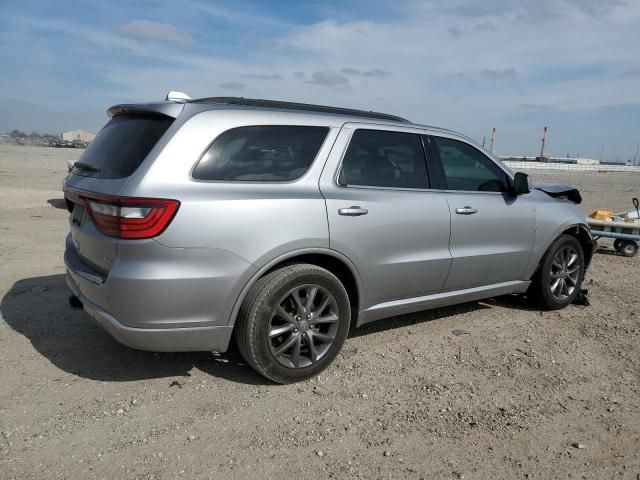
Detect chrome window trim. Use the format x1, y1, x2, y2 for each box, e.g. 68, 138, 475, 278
336, 183, 445, 193
440, 189, 507, 196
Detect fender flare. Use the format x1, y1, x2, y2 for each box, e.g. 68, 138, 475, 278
526, 222, 594, 278
226, 247, 363, 327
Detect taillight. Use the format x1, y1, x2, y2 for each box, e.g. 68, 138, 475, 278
64, 187, 179, 239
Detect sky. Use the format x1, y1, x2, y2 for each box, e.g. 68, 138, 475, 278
0, 0, 639, 161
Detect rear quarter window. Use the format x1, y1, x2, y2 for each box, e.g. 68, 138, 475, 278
73, 115, 173, 179
192, 126, 329, 182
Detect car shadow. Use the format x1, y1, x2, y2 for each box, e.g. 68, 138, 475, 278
2, 274, 529, 384
348, 301, 493, 337
484, 294, 541, 312
0, 274, 270, 385
47, 198, 67, 209
594, 247, 625, 257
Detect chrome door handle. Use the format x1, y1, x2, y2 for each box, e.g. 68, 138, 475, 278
455, 206, 478, 215
338, 206, 368, 216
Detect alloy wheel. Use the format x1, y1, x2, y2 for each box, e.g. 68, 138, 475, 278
268, 284, 340, 368
549, 245, 581, 301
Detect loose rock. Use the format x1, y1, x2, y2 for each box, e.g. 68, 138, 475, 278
452, 329, 470, 336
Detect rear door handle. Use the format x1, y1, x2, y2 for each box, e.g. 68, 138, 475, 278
455, 206, 478, 215
338, 206, 368, 216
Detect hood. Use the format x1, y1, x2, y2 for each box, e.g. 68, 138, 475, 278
534, 182, 582, 204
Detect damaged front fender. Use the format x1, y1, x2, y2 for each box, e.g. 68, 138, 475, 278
534, 183, 582, 204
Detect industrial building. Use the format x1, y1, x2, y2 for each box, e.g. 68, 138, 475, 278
499, 155, 600, 165
492, 126, 600, 165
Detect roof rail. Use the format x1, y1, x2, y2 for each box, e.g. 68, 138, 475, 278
188, 97, 410, 123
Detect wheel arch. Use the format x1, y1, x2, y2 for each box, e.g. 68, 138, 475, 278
529, 222, 594, 280
227, 248, 363, 328
562, 223, 595, 269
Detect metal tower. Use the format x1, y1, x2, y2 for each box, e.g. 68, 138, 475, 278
537, 127, 548, 162
489, 128, 496, 155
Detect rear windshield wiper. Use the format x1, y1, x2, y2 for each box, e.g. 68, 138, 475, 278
73, 161, 101, 173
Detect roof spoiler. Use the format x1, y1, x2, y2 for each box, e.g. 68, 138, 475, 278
107, 91, 191, 118
107, 102, 184, 118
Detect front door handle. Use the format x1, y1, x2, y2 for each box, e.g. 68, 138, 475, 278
455, 206, 478, 215
338, 206, 368, 216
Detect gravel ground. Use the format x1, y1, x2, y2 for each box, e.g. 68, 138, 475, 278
1, 145, 639, 480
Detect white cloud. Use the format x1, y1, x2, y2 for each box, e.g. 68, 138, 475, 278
187, 0, 292, 29
341, 68, 389, 78
3, 0, 640, 158
117, 20, 191, 46
240, 73, 283, 80
480, 68, 518, 80
305, 71, 350, 88
218, 81, 245, 90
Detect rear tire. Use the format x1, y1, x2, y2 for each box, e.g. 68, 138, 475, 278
529, 234, 585, 310
235, 264, 351, 384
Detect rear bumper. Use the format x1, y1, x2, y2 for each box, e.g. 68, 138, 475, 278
67, 274, 233, 351
64, 233, 255, 352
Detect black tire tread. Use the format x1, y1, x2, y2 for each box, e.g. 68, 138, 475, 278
619, 240, 638, 257
529, 234, 585, 310
235, 263, 350, 384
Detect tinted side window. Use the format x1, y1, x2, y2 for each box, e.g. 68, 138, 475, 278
73, 115, 173, 179
193, 126, 329, 181
431, 136, 509, 192
338, 130, 428, 189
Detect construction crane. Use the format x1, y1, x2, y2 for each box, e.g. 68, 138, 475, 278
536, 126, 549, 162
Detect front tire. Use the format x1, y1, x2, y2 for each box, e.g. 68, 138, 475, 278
235, 264, 351, 384
529, 234, 585, 310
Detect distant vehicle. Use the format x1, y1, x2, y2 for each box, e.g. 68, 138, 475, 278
53, 139, 72, 148
63, 93, 594, 383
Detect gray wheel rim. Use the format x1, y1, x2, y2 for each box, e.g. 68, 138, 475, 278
549, 245, 580, 301
268, 284, 340, 368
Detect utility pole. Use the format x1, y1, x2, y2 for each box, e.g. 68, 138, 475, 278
600, 144, 604, 163
635, 144, 639, 166
489, 128, 496, 155
482, 136, 486, 148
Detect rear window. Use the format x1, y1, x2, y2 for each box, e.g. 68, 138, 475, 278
72, 115, 173, 179
192, 126, 329, 182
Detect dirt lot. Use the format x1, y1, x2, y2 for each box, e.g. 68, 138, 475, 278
1, 145, 639, 480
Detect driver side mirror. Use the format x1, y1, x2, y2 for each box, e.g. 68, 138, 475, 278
513, 172, 531, 194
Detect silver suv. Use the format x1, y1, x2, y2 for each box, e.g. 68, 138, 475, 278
63, 93, 593, 383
